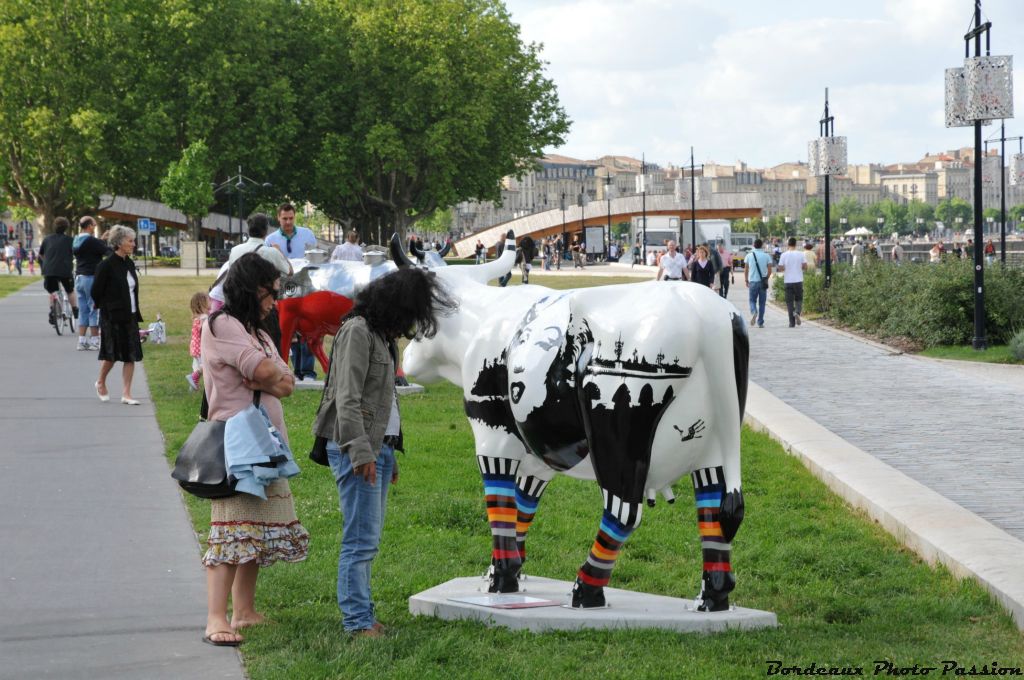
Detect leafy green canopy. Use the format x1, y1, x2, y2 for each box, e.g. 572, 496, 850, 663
1, 0, 568, 241
289, 0, 569, 241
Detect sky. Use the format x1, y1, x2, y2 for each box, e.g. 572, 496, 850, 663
502, 0, 1024, 169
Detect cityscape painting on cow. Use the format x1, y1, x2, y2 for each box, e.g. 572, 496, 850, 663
401, 231, 749, 612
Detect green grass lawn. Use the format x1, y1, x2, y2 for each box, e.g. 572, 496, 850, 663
0, 274, 40, 298
919, 344, 1022, 364
139, 275, 1024, 680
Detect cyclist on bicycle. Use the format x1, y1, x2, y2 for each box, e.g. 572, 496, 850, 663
39, 217, 77, 326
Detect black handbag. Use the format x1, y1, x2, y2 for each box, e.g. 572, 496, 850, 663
172, 392, 260, 498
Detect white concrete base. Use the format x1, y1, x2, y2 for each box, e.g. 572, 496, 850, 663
293, 380, 424, 395
409, 576, 777, 633
293, 378, 325, 391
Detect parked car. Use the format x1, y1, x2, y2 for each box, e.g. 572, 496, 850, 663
159, 246, 179, 257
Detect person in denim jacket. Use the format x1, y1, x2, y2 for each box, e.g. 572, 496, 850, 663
312, 267, 456, 637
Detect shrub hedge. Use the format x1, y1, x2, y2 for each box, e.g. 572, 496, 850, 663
774, 259, 1024, 347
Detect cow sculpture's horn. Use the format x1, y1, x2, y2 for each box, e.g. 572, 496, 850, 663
451, 229, 516, 285
438, 239, 452, 257
389, 233, 416, 267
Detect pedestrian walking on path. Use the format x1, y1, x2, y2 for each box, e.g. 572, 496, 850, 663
91, 225, 144, 404
743, 238, 772, 328
73, 215, 109, 350
777, 237, 807, 327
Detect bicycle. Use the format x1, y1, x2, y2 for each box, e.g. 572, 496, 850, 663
50, 287, 74, 336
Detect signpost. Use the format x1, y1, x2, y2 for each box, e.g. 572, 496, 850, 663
137, 218, 156, 274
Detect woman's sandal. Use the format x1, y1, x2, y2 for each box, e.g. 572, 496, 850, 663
202, 630, 243, 647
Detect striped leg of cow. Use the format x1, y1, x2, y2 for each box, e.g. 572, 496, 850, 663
479, 456, 522, 593
514, 475, 549, 564
692, 466, 737, 612
571, 491, 643, 608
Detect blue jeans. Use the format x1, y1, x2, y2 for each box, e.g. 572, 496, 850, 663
748, 281, 767, 327
290, 340, 316, 379
74, 275, 99, 328
327, 441, 395, 632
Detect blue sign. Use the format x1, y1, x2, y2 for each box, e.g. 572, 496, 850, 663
137, 218, 157, 233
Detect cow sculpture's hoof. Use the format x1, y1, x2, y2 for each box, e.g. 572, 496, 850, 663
696, 570, 735, 612
697, 593, 730, 612
487, 564, 521, 593
570, 578, 606, 608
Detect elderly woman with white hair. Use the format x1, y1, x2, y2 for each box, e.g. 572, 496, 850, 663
90, 225, 144, 404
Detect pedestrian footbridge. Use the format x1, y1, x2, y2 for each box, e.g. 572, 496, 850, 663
453, 192, 762, 256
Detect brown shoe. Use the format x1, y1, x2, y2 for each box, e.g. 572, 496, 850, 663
371, 622, 386, 633
352, 628, 384, 639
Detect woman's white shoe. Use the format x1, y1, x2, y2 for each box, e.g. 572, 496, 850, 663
121, 397, 140, 406
95, 382, 110, 403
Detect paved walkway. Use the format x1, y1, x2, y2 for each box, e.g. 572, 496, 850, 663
0, 281, 243, 679
724, 280, 1024, 541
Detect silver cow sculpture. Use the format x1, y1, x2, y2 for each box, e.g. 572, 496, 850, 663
278, 241, 449, 370
401, 231, 749, 610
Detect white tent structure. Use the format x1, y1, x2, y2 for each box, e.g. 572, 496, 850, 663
844, 226, 873, 237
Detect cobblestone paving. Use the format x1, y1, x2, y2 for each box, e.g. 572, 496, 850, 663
727, 282, 1024, 540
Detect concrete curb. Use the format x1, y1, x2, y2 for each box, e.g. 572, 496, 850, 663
744, 381, 1024, 630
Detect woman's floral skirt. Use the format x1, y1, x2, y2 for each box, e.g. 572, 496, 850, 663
202, 479, 309, 568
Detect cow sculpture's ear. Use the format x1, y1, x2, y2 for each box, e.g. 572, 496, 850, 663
438, 239, 452, 257
389, 233, 416, 267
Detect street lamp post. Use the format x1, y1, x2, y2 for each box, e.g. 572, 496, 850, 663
916, 217, 924, 236
809, 88, 846, 286
986, 215, 994, 236
605, 175, 614, 260
560, 192, 568, 266
985, 125, 1023, 264
804, 217, 811, 235
578, 181, 589, 262
944, 0, 1014, 349
681, 147, 703, 248
877, 217, 885, 235
638, 156, 648, 257
212, 165, 272, 245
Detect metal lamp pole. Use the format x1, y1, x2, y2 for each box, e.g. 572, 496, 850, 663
640, 156, 647, 256
681, 147, 702, 248
984, 124, 1022, 264
605, 175, 613, 259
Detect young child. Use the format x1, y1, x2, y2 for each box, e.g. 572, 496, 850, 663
186, 291, 209, 391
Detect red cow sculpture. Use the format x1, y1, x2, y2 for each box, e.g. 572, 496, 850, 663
277, 242, 450, 371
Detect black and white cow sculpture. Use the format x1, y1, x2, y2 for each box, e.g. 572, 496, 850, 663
402, 232, 749, 611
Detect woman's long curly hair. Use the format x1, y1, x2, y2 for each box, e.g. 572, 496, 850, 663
209, 253, 280, 346
346, 267, 457, 339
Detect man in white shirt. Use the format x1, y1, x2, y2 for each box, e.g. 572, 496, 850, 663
656, 240, 687, 281
777, 237, 808, 328
227, 213, 292, 276
331, 230, 364, 262
263, 203, 319, 379
265, 203, 318, 259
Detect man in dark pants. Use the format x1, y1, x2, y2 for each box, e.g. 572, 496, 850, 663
777, 237, 808, 328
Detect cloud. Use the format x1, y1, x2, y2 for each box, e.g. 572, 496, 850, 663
505, 0, 1024, 167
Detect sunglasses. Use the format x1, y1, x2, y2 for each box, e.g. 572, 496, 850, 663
285, 240, 292, 254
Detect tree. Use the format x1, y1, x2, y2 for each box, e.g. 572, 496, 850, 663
905, 200, 935, 235
0, 0, 135, 231
159, 140, 214, 241
935, 197, 972, 229
800, 199, 824, 236
292, 0, 570, 243
876, 199, 908, 235
0, 0, 304, 234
